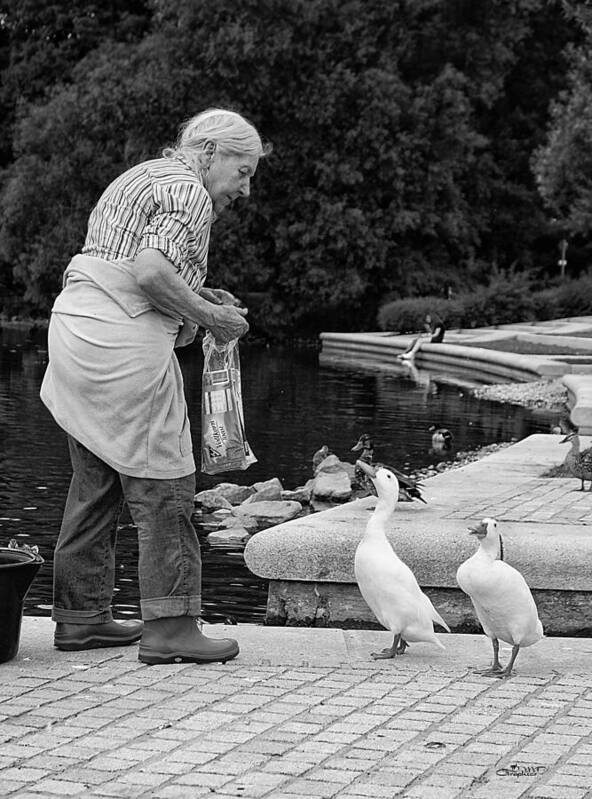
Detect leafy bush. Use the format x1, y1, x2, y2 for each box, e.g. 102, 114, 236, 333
378, 273, 536, 332
377, 296, 448, 333
548, 275, 592, 316
378, 271, 592, 333
531, 286, 561, 320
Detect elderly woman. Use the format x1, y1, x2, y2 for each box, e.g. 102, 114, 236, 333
40, 108, 270, 665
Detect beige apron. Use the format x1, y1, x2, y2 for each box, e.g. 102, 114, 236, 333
40, 254, 198, 479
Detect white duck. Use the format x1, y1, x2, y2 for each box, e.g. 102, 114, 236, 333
456, 517, 543, 678
354, 459, 450, 659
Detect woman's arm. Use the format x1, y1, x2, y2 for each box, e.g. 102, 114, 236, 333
132, 248, 248, 343
199, 287, 244, 307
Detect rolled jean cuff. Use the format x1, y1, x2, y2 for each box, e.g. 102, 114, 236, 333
140, 595, 201, 621
52, 606, 113, 624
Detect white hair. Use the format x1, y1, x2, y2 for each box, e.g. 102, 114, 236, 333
164, 107, 270, 170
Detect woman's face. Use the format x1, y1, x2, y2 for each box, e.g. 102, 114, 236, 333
205, 152, 259, 215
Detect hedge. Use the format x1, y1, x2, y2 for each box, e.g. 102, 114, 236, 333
377, 273, 592, 333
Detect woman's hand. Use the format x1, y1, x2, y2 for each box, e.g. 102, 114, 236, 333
132, 249, 249, 342
207, 304, 249, 343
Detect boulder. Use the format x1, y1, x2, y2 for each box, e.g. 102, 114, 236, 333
242, 477, 284, 503
207, 527, 250, 545
220, 514, 259, 534
215, 482, 256, 505
233, 500, 302, 528
314, 454, 344, 474
194, 489, 232, 511
253, 477, 284, 492
341, 462, 356, 484
312, 470, 352, 502
315, 455, 356, 484
211, 507, 232, 517
281, 480, 313, 504
243, 483, 283, 503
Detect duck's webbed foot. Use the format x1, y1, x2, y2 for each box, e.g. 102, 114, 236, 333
492, 644, 520, 679
371, 634, 407, 659
473, 664, 504, 677
492, 666, 515, 679
472, 639, 511, 677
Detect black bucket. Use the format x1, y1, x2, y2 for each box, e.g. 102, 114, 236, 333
0, 547, 44, 664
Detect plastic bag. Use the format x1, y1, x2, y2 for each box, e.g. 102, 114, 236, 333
200, 331, 257, 474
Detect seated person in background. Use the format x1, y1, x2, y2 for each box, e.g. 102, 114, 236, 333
398, 313, 445, 360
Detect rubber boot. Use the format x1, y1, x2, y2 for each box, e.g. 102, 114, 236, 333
54, 619, 143, 651
138, 616, 239, 665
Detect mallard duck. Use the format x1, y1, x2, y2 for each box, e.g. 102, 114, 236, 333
351, 433, 426, 503
429, 425, 453, 451
354, 459, 449, 659
560, 431, 592, 490
456, 518, 543, 678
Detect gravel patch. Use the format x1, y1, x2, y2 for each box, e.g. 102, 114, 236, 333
471, 378, 568, 411
414, 440, 516, 482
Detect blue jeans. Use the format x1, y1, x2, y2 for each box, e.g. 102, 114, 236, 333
52, 436, 202, 623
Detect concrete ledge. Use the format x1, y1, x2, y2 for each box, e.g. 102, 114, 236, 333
264, 580, 592, 637
517, 331, 592, 352
244, 435, 592, 636
563, 374, 592, 434
320, 332, 568, 382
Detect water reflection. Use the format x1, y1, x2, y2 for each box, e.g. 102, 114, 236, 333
0, 329, 561, 623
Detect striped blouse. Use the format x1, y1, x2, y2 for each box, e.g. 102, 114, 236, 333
82, 154, 212, 292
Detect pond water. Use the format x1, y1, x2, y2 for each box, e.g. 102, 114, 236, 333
0, 327, 562, 624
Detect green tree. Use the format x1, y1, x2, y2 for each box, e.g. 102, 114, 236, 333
0, 0, 583, 337
533, 4, 592, 237
0, 0, 151, 309
0, 0, 150, 166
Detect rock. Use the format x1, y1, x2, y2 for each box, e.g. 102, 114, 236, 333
207, 528, 250, 545
282, 480, 313, 503
232, 500, 302, 528
311, 470, 352, 501
220, 514, 260, 534
253, 477, 284, 492
214, 482, 255, 505
314, 454, 345, 474
194, 489, 233, 511
243, 483, 283, 503
341, 462, 356, 484
315, 455, 356, 483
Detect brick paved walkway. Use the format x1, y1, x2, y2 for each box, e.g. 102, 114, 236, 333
3, 434, 592, 798
446, 478, 592, 524
2, 623, 592, 799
